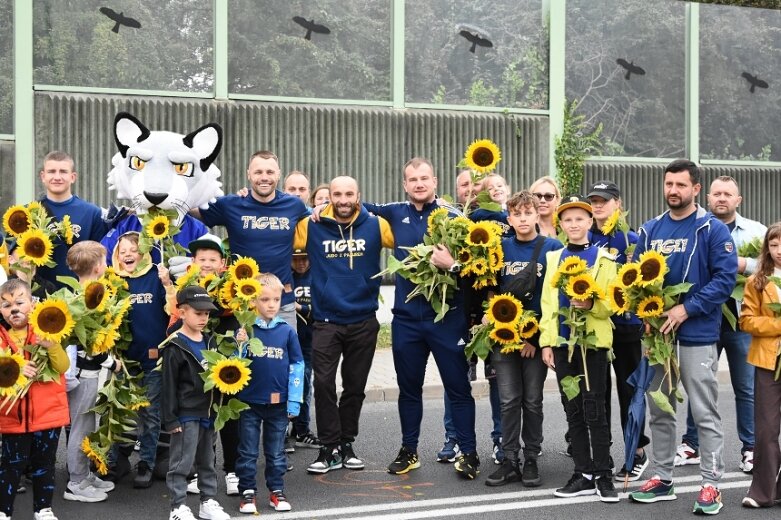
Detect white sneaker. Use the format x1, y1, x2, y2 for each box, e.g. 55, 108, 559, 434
673, 442, 700, 466
169, 504, 196, 520
225, 472, 239, 496
199, 499, 230, 520
239, 490, 257, 514
33, 509, 58, 520
739, 450, 754, 473
86, 472, 115, 492
187, 475, 200, 494
0, 512, 10, 520
63, 480, 108, 502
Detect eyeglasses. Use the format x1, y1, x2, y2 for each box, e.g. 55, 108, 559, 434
533, 192, 557, 202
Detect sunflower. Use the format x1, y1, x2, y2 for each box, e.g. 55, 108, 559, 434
607, 283, 630, 314
488, 247, 504, 270
175, 264, 202, 289
472, 276, 494, 290
616, 263, 641, 288
130, 399, 151, 411
565, 273, 600, 301
463, 139, 502, 174
466, 221, 496, 247
457, 248, 472, 265
111, 299, 132, 330
469, 258, 489, 276
486, 294, 523, 325
30, 299, 75, 343
84, 281, 109, 311
489, 325, 520, 345
518, 317, 539, 339
636, 295, 665, 319
209, 358, 251, 395
81, 437, 109, 476
228, 257, 260, 281
235, 278, 262, 302
145, 215, 170, 241
17, 229, 54, 267
558, 256, 587, 276
219, 280, 239, 310
0, 350, 28, 397
61, 214, 74, 245
427, 207, 450, 236
199, 273, 220, 297
637, 250, 667, 287
2, 205, 32, 237
91, 328, 119, 355
600, 210, 621, 235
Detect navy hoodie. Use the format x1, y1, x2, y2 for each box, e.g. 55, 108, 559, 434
294, 205, 393, 324
634, 206, 737, 345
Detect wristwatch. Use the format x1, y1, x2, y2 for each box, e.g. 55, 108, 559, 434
448, 262, 462, 274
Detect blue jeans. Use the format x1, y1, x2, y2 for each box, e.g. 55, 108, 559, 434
682, 330, 754, 452
137, 369, 162, 468
443, 375, 501, 442
236, 403, 288, 493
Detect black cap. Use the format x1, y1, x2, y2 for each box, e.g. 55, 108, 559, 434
292, 248, 307, 257
556, 195, 593, 217
176, 285, 218, 311
587, 181, 621, 201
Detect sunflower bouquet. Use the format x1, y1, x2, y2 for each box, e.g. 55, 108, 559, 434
2, 201, 75, 268
465, 294, 539, 360
550, 256, 607, 398
138, 208, 187, 264
606, 250, 692, 413
200, 350, 252, 431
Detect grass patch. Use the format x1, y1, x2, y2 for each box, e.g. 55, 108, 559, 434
376, 323, 392, 349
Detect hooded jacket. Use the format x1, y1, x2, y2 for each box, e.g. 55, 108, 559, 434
634, 206, 737, 345
160, 332, 218, 432
740, 276, 781, 371
294, 204, 393, 324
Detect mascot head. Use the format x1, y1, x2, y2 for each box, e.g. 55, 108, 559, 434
107, 112, 224, 216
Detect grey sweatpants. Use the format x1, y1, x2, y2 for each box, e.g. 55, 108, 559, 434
66, 375, 99, 483
167, 421, 217, 508
647, 342, 725, 485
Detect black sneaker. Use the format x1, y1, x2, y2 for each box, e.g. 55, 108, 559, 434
340, 442, 365, 470
554, 473, 596, 497
521, 458, 541, 487
615, 450, 649, 482
306, 446, 342, 474
133, 461, 153, 489
454, 452, 480, 480
388, 446, 420, 475
485, 459, 520, 487
295, 432, 322, 449
596, 476, 620, 503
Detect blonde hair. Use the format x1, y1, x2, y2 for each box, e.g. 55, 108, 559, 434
258, 272, 284, 292
67, 240, 106, 277
529, 176, 561, 199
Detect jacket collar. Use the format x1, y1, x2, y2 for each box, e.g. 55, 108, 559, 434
254, 316, 285, 329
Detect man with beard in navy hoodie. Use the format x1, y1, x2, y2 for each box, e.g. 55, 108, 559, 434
294, 176, 394, 475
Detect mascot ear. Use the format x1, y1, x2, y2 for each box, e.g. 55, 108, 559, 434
114, 112, 151, 158
183, 123, 223, 172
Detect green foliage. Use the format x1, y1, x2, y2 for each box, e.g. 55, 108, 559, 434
554, 99, 603, 197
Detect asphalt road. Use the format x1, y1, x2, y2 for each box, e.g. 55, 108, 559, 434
11, 384, 779, 520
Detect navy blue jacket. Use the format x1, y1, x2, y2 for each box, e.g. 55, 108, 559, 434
589, 226, 641, 327
294, 205, 393, 324
635, 206, 737, 345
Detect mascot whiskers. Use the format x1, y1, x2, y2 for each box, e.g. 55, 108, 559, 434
101, 112, 223, 268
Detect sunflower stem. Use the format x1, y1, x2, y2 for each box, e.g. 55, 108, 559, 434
581, 342, 591, 392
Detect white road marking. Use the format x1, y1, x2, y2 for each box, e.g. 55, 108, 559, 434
261, 472, 750, 520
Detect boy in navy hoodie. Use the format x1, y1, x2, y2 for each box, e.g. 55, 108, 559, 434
108, 232, 174, 488
235, 273, 304, 514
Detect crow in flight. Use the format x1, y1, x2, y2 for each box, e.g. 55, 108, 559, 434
99, 7, 141, 34
616, 58, 646, 80
459, 30, 493, 53
741, 72, 769, 93
292, 17, 331, 40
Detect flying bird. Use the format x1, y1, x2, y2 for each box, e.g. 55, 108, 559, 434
292, 17, 331, 40
741, 72, 769, 93
616, 59, 645, 80
99, 7, 141, 33
458, 30, 493, 53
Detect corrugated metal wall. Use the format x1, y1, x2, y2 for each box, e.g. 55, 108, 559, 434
34, 92, 549, 209
585, 162, 781, 228
0, 142, 15, 213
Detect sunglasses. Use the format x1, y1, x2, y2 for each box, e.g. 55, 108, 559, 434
533, 192, 557, 202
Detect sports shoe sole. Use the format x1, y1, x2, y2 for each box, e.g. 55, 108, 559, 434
343, 461, 365, 470
554, 488, 596, 498
522, 475, 542, 487
63, 490, 107, 503
693, 502, 723, 515
485, 473, 521, 487
306, 462, 343, 474
629, 493, 677, 503
387, 461, 420, 475
269, 500, 292, 512
615, 458, 650, 482
238, 505, 257, 514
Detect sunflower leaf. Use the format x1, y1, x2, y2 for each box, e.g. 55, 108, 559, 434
55, 275, 83, 292
201, 350, 225, 364
247, 338, 265, 357
649, 389, 675, 414
560, 375, 582, 401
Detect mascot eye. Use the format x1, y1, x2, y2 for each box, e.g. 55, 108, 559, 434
173, 162, 193, 177
130, 156, 147, 171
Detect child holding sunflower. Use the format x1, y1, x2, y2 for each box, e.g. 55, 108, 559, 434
234, 273, 304, 514
0, 278, 71, 520
161, 285, 231, 520
539, 196, 619, 503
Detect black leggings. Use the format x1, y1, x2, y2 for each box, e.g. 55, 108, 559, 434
0, 428, 61, 515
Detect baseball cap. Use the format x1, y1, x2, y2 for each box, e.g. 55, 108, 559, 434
556, 195, 593, 218
188, 233, 226, 257
292, 248, 307, 257
176, 285, 218, 311
587, 181, 621, 201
